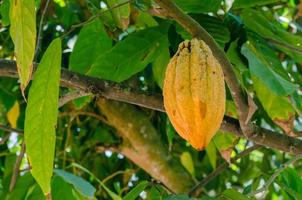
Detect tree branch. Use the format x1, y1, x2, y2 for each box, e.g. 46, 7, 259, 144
1, 60, 302, 154
0, 59, 164, 112
189, 144, 262, 196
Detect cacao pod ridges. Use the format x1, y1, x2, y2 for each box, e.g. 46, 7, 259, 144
163, 38, 225, 150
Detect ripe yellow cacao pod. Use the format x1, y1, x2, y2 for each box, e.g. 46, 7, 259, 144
163, 38, 225, 150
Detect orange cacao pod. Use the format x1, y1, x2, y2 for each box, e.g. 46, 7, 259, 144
163, 38, 225, 150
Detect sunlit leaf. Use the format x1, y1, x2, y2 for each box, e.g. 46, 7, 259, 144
7, 100, 19, 128
180, 152, 195, 176
9, 0, 36, 92
24, 38, 62, 195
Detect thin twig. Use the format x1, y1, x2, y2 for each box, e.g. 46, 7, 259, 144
0, 124, 24, 134
60, 0, 134, 38
9, 141, 26, 191
248, 153, 302, 198
34, 0, 51, 61
0, 133, 11, 145
189, 144, 262, 196
59, 90, 91, 107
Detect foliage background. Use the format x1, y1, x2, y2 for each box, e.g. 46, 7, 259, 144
1, 0, 302, 199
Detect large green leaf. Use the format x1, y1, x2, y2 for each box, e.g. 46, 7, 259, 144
87, 25, 169, 82
24, 38, 62, 195
54, 169, 96, 198
241, 40, 298, 96
174, 0, 222, 13
9, 0, 36, 91
241, 9, 302, 63
69, 18, 112, 74
232, 0, 280, 9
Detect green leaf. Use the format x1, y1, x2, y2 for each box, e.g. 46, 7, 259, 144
232, 0, 280, 9
206, 141, 217, 169
180, 152, 195, 177
24, 184, 44, 200
69, 18, 112, 74
52, 176, 86, 200
6, 173, 35, 200
107, 0, 130, 30
87, 25, 169, 82
0, 0, 10, 26
219, 189, 251, 200
213, 131, 237, 152
54, 169, 96, 198
241, 40, 298, 96
123, 181, 149, 200
152, 40, 170, 89
24, 38, 62, 194
174, 0, 222, 13
252, 76, 295, 120
241, 9, 302, 63
9, 0, 36, 91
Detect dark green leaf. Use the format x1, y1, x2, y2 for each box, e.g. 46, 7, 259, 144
123, 181, 148, 200
24, 38, 62, 194
52, 176, 85, 200
69, 18, 112, 74
87, 25, 169, 82
6, 173, 35, 200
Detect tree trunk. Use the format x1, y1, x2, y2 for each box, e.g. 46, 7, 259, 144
97, 99, 195, 193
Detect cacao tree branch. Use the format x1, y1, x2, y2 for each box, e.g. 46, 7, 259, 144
189, 144, 262, 196
1, 60, 302, 154
221, 120, 302, 155
0, 59, 164, 111
153, 0, 252, 135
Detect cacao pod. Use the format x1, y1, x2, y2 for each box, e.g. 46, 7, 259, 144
163, 38, 225, 150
